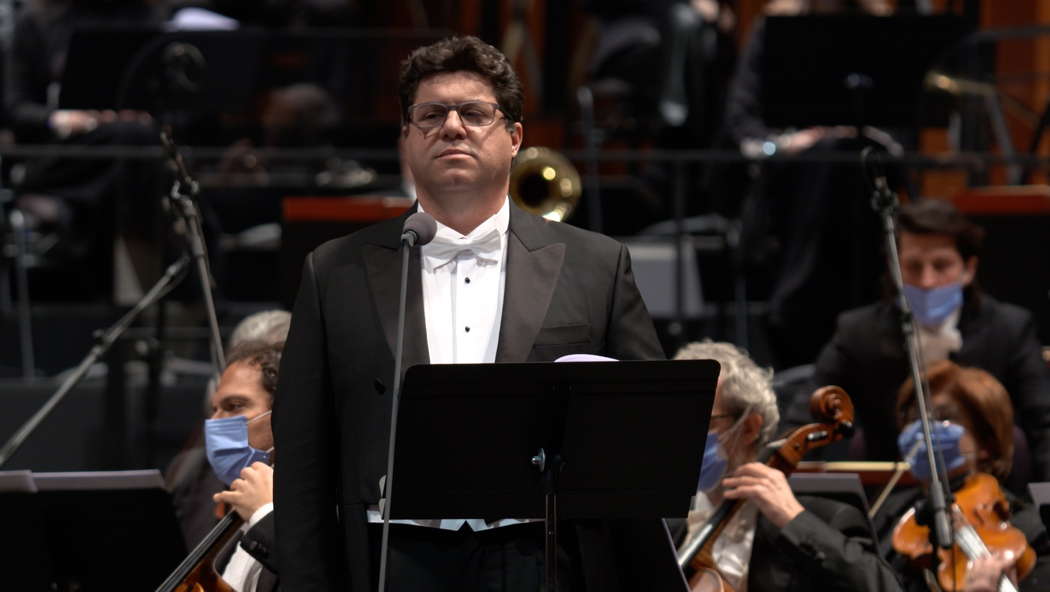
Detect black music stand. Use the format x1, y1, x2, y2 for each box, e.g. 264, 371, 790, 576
390, 359, 719, 592
1029, 482, 1050, 531
0, 470, 186, 591
760, 14, 974, 129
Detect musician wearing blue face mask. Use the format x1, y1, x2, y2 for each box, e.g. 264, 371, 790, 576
672, 341, 901, 592
784, 199, 1050, 482
873, 360, 1050, 592
205, 340, 284, 592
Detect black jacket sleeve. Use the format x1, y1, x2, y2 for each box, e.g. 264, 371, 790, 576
241, 511, 277, 573
751, 499, 903, 592
605, 243, 665, 361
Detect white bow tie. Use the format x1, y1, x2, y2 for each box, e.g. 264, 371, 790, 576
422, 226, 502, 270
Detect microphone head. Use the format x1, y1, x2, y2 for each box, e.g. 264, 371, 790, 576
402, 212, 437, 247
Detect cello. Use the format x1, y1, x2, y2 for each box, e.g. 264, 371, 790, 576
155, 507, 243, 592
677, 385, 856, 592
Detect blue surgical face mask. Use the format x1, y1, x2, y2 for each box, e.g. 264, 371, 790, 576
897, 419, 966, 482
205, 411, 272, 485
698, 432, 728, 492
902, 282, 964, 327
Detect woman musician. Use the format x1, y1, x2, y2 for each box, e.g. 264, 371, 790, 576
873, 360, 1050, 592
672, 341, 902, 592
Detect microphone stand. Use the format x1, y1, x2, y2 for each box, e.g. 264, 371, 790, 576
376, 227, 419, 592
864, 147, 953, 549
160, 128, 225, 373
0, 255, 190, 468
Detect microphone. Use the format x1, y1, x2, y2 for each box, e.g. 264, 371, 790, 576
401, 212, 437, 247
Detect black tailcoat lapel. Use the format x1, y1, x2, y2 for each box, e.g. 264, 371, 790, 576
363, 213, 430, 372
496, 205, 566, 363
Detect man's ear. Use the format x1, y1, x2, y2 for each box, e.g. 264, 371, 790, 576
962, 256, 978, 286
509, 122, 523, 156
744, 412, 764, 445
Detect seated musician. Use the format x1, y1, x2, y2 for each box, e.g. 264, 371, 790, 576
784, 199, 1050, 481
673, 341, 902, 591
204, 340, 284, 592
873, 360, 1050, 592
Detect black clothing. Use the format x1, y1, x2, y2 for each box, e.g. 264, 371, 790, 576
215, 510, 279, 592
10, 2, 163, 141
786, 295, 1050, 481
725, 18, 891, 366
672, 495, 902, 592
750, 496, 901, 592
273, 204, 678, 591
365, 522, 583, 592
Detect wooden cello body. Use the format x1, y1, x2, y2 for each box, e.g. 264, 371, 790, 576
155, 510, 243, 592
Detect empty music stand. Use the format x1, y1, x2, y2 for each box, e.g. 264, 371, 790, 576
390, 359, 719, 591
0, 471, 51, 589
4, 470, 188, 591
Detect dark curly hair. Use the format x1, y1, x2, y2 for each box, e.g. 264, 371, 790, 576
398, 35, 523, 131
898, 199, 985, 261
225, 340, 283, 401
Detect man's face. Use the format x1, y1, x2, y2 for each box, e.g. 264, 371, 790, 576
210, 361, 273, 451
401, 71, 523, 199
899, 231, 976, 290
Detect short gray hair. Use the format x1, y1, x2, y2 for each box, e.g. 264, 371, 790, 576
229, 310, 291, 349
674, 341, 779, 444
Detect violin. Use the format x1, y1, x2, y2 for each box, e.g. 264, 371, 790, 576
677, 386, 856, 592
891, 472, 1036, 592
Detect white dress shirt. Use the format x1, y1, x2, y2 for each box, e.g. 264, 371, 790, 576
420, 198, 509, 365
368, 198, 520, 531
916, 308, 962, 364
680, 493, 759, 592
220, 502, 273, 592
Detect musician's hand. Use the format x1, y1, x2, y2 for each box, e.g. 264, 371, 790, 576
963, 552, 1015, 592
721, 462, 804, 529
214, 462, 273, 521
49, 110, 100, 138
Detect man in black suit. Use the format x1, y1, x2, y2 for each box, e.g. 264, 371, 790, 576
783, 199, 1050, 482
672, 341, 901, 592
274, 36, 672, 591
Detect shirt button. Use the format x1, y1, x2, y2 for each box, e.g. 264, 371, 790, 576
465, 277, 471, 284
465, 327, 470, 332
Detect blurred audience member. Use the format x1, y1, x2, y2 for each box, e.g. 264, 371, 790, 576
726, 0, 898, 367
9, 0, 168, 296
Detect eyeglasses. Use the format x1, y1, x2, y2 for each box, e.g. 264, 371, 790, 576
406, 101, 506, 131
708, 413, 738, 427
